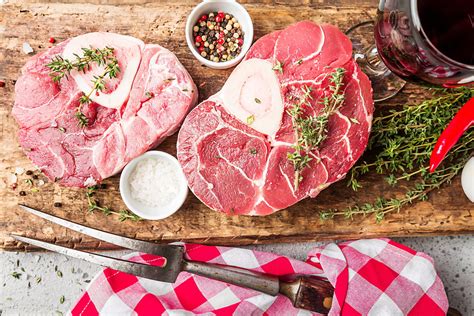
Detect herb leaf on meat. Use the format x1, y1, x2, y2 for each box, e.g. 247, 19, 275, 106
46, 47, 120, 127
287, 68, 346, 189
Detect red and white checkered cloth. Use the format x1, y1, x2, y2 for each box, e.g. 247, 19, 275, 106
71, 238, 448, 315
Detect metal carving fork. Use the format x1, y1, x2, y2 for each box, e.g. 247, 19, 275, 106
11, 205, 334, 314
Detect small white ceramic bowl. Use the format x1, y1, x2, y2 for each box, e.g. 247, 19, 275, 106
119, 151, 188, 220
185, 0, 254, 69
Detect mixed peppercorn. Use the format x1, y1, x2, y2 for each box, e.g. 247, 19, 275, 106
193, 11, 244, 63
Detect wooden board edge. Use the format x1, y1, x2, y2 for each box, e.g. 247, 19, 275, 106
3, 229, 473, 252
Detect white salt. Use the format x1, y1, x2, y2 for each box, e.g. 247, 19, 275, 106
22, 42, 34, 54
128, 158, 181, 207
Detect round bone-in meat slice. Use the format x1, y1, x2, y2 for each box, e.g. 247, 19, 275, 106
178, 21, 374, 216
13, 32, 197, 187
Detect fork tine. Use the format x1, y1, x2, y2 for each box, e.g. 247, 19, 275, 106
18, 204, 184, 259
11, 234, 181, 283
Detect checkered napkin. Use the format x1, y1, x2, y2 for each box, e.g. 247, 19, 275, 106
71, 239, 448, 315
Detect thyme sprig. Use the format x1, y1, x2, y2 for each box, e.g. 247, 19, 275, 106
86, 186, 141, 222
46, 47, 120, 127
287, 68, 346, 189
320, 87, 474, 222
272, 60, 284, 74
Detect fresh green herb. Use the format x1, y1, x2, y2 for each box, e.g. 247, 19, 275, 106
75, 109, 89, 128
254, 98, 261, 104
144, 91, 154, 99
86, 186, 141, 222
320, 87, 474, 222
46, 47, 120, 127
246, 115, 255, 125
46, 47, 116, 82
11, 272, 21, 279
60, 295, 65, 304
287, 68, 346, 189
272, 60, 284, 74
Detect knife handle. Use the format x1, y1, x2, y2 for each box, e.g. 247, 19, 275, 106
182, 260, 280, 296
280, 276, 334, 314
183, 261, 334, 314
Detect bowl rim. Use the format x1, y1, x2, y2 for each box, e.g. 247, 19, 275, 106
185, 0, 254, 69
119, 150, 188, 220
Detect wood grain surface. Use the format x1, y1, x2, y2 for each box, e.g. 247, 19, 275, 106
1, 0, 472, 251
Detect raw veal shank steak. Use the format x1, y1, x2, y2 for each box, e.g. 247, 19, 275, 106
177, 21, 374, 215
13, 32, 197, 187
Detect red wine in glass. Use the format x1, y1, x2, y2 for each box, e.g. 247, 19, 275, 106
347, 0, 474, 101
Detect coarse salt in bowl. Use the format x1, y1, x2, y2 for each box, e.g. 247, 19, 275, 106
185, 0, 254, 69
119, 151, 188, 220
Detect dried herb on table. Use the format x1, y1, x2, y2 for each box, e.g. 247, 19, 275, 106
86, 186, 141, 222
320, 87, 474, 222
287, 68, 346, 189
46, 47, 120, 127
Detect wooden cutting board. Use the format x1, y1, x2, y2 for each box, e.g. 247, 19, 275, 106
1, 0, 473, 251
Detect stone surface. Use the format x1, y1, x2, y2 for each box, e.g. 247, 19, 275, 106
0, 236, 472, 315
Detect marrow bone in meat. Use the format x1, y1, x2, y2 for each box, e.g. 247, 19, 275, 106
216, 59, 284, 138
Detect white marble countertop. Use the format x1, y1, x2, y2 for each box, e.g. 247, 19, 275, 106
1, 236, 473, 315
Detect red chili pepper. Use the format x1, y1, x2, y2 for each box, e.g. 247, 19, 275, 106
429, 97, 474, 173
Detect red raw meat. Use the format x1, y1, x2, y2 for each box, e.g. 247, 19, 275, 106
178, 21, 374, 215
13, 33, 197, 187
